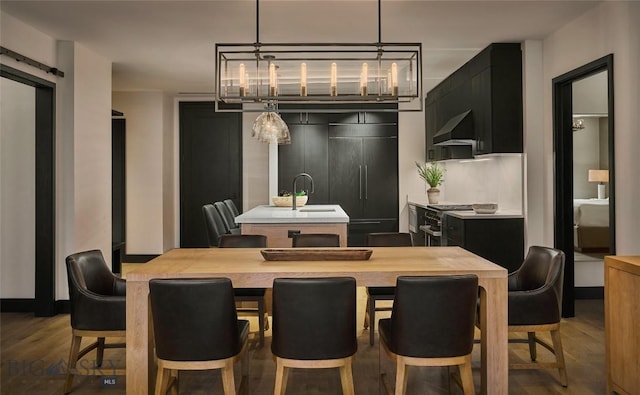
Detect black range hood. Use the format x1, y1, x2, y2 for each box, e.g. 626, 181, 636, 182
433, 110, 474, 146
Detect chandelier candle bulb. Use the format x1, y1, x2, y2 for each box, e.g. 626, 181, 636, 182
391, 62, 398, 96
360, 63, 368, 96
239, 64, 246, 96
330, 62, 337, 96
269, 63, 277, 96
300, 63, 307, 96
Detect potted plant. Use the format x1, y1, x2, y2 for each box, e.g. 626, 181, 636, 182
416, 161, 445, 204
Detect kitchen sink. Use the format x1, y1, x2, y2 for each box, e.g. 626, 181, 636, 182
298, 208, 335, 212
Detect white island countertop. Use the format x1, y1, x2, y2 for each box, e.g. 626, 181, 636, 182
235, 204, 349, 224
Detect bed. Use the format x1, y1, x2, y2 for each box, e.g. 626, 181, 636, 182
574, 198, 610, 251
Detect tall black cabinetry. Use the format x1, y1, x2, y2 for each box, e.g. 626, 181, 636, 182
328, 122, 398, 246
278, 108, 398, 246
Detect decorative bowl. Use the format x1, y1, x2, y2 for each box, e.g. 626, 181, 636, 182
472, 203, 498, 214
272, 195, 308, 207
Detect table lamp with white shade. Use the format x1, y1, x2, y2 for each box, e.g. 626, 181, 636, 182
588, 169, 609, 199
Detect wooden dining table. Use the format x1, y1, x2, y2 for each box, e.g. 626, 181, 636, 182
126, 246, 508, 394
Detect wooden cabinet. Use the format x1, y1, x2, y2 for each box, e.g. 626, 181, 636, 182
605, 256, 640, 395
444, 215, 524, 272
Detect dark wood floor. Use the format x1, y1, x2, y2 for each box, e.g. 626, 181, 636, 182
1, 298, 605, 394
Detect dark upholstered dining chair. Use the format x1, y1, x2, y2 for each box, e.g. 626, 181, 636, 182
64, 250, 126, 394
217, 234, 269, 347
149, 278, 249, 395
291, 233, 340, 247
203, 203, 227, 247
271, 277, 357, 394
506, 246, 567, 386
364, 232, 413, 345
223, 198, 240, 217
214, 201, 241, 235
379, 275, 478, 395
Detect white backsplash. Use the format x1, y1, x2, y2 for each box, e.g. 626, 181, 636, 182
438, 154, 523, 212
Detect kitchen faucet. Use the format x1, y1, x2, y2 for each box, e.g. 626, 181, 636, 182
292, 173, 314, 210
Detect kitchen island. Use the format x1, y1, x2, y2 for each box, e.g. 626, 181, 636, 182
235, 204, 349, 247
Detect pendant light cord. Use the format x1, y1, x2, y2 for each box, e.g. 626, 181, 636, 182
256, 0, 260, 44
378, 0, 382, 44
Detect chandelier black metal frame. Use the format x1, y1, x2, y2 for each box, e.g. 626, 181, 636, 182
214, 0, 422, 112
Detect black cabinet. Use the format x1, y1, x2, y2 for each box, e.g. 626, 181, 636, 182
470, 44, 523, 154
279, 109, 399, 246
278, 114, 329, 203
328, 124, 399, 246
444, 215, 524, 273
424, 42, 522, 160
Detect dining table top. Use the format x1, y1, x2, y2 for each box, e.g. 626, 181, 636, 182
126, 246, 507, 286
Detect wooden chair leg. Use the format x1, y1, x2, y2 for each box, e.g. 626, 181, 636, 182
369, 297, 376, 345
394, 359, 408, 395
95, 337, 106, 367
169, 369, 178, 395
550, 329, 568, 387
527, 332, 537, 361
459, 355, 475, 395
364, 298, 370, 329
257, 298, 265, 347
154, 366, 169, 395
64, 334, 82, 394
273, 358, 288, 395
221, 359, 236, 395
339, 359, 355, 395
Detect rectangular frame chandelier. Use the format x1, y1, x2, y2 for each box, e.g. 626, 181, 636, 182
215, 41, 422, 112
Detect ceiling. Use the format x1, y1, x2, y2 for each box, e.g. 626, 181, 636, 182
1, 0, 601, 94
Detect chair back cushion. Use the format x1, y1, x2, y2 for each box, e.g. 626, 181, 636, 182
366, 232, 413, 247
66, 250, 126, 331
291, 233, 340, 247
223, 198, 240, 217
149, 278, 247, 361
202, 204, 226, 246
272, 277, 357, 360
507, 246, 565, 325
66, 250, 116, 296
383, 275, 478, 358
510, 246, 565, 293
214, 201, 238, 232
218, 234, 267, 248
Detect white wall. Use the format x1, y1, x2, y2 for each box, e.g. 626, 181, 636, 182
112, 92, 165, 254
398, 111, 427, 231
0, 78, 36, 298
572, 117, 604, 199
56, 41, 112, 299
538, 1, 640, 254
162, 94, 176, 251
439, 155, 523, 212
0, 12, 57, 84
573, 71, 608, 115
1, 12, 113, 300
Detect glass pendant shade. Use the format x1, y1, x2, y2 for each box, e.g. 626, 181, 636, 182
252, 112, 291, 144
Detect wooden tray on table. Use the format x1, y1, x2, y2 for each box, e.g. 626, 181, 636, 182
260, 249, 373, 261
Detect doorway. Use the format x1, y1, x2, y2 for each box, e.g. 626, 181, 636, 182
0, 65, 56, 316
553, 55, 615, 317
